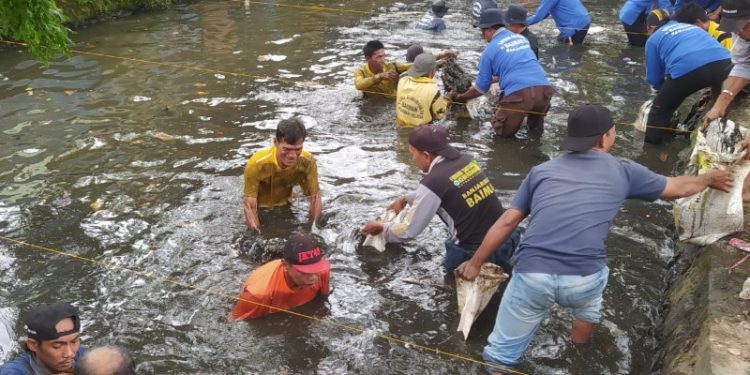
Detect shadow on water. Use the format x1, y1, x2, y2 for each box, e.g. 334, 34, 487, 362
0, 0, 705, 373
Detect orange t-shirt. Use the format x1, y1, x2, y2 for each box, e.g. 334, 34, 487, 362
229, 259, 330, 320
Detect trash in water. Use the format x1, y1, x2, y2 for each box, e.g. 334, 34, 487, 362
675, 119, 750, 245
634, 99, 652, 132
456, 263, 508, 340
151, 132, 176, 141
361, 209, 406, 252
440, 58, 494, 120
257, 54, 287, 62
739, 277, 750, 300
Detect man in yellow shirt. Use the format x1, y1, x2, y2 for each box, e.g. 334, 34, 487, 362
396, 53, 448, 127
354, 40, 412, 98
674, 3, 733, 50
243, 118, 322, 231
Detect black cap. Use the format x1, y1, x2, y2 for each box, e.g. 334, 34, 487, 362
646, 9, 671, 27
561, 104, 614, 152
24, 303, 80, 342
505, 4, 528, 25
283, 232, 331, 274
474, 8, 505, 28
718, 0, 750, 32
408, 125, 461, 160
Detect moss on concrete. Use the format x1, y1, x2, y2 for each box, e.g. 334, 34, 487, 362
57, 0, 174, 26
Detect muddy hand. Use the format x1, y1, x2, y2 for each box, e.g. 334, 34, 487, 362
454, 261, 481, 281
702, 107, 724, 128
361, 221, 384, 235
707, 169, 734, 193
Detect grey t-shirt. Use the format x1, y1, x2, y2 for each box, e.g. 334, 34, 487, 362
730, 34, 750, 80
509, 151, 667, 275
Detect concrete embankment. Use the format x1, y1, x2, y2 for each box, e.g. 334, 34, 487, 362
57, 0, 176, 25
655, 96, 750, 375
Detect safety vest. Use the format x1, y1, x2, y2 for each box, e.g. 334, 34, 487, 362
396, 76, 447, 127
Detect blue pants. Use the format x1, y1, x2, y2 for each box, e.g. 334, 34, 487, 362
483, 267, 610, 369
443, 227, 522, 273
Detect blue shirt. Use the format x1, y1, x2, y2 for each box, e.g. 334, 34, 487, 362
0, 347, 86, 375
415, 12, 446, 32
475, 29, 549, 96
526, 0, 591, 39
645, 21, 731, 89
509, 151, 666, 275
674, 0, 721, 12
619, 0, 673, 26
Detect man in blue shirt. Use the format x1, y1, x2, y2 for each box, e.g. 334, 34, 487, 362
0, 303, 87, 375
416, 0, 448, 32
455, 104, 733, 371
526, 0, 591, 44
644, 10, 732, 143
450, 9, 553, 138
619, 0, 673, 46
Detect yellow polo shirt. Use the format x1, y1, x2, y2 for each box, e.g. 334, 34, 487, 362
243, 145, 319, 207
396, 76, 447, 128
708, 21, 732, 51
354, 61, 412, 98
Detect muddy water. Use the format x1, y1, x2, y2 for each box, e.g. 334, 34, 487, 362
0, 1, 698, 373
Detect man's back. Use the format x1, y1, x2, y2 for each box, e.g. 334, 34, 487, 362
396, 76, 446, 127
510, 151, 666, 274
477, 29, 549, 96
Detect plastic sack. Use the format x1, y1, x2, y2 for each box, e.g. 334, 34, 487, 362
634, 99, 652, 132
362, 209, 407, 252
456, 263, 508, 340
674, 119, 750, 245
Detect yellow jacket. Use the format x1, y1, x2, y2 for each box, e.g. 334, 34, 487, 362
354, 61, 412, 98
708, 21, 732, 51
243, 145, 319, 207
396, 76, 447, 128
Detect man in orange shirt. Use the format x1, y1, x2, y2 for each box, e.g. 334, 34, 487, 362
229, 232, 331, 320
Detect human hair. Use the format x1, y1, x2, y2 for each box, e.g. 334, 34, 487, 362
275, 118, 307, 144
75, 345, 135, 375
363, 40, 385, 58
673, 3, 708, 24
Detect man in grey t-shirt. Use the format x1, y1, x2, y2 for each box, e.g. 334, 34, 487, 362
456, 104, 733, 371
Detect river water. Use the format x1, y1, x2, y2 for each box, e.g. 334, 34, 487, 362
0, 1, 700, 374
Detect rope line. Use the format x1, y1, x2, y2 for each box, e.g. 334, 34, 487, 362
0, 235, 531, 375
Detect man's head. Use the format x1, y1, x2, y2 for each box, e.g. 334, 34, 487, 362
431, 0, 449, 18
504, 4, 528, 34
673, 3, 710, 30
274, 118, 307, 169
407, 125, 460, 172
282, 232, 331, 289
475, 8, 506, 41
405, 53, 437, 79
24, 303, 81, 374
76, 346, 135, 375
561, 104, 616, 153
405, 44, 424, 63
363, 40, 386, 71
718, 0, 750, 40
646, 9, 671, 34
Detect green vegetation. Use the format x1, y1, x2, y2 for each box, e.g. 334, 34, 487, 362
0, 0, 174, 65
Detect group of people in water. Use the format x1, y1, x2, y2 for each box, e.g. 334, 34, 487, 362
3, 0, 750, 374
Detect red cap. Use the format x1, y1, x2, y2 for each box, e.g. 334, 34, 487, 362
283, 232, 331, 274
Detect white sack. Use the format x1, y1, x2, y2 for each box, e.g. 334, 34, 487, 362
456, 263, 508, 340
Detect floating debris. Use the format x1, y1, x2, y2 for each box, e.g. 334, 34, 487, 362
257, 54, 287, 62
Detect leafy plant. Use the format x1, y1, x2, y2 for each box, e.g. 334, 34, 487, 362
0, 0, 72, 64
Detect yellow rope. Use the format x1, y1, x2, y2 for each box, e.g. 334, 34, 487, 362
0, 235, 531, 375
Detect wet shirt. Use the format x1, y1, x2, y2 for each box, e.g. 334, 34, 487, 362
526, 0, 591, 39
229, 259, 330, 320
243, 145, 319, 207
0, 347, 86, 375
354, 61, 412, 97
475, 28, 550, 96
509, 151, 667, 275
619, 0, 672, 26
521, 28, 540, 59
384, 154, 505, 246
396, 76, 447, 127
415, 11, 446, 32
645, 21, 731, 89
730, 35, 750, 80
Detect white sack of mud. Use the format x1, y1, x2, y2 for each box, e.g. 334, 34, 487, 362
675, 119, 750, 245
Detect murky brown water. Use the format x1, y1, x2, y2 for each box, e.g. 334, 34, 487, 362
0, 1, 701, 373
